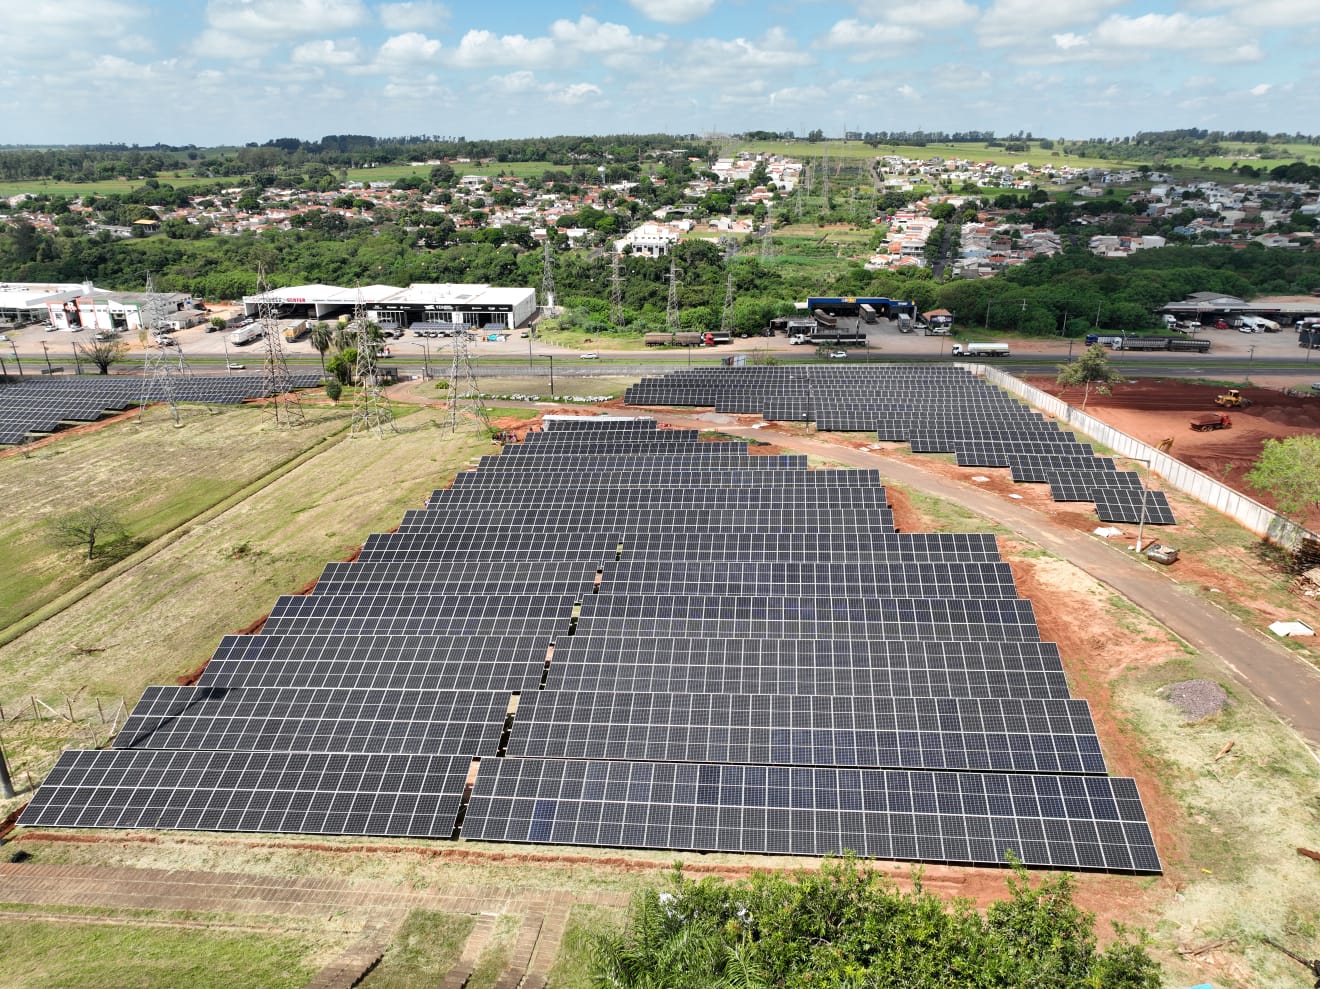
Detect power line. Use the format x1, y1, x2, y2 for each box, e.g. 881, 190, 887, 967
349, 285, 396, 438
257, 265, 306, 428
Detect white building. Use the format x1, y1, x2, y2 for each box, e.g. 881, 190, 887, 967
241, 282, 538, 329
614, 222, 682, 257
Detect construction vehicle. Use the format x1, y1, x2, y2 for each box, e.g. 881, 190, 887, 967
1215, 388, 1252, 409
1190, 412, 1232, 432
1263, 937, 1320, 987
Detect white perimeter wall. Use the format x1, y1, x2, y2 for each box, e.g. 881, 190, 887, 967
973, 364, 1316, 551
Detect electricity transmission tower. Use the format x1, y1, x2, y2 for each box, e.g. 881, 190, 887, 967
137, 274, 182, 426
445, 329, 489, 433
665, 259, 682, 333
540, 238, 556, 313
349, 286, 396, 437
821, 152, 830, 201
257, 266, 306, 428
610, 252, 624, 328
719, 267, 736, 338
760, 204, 775, 263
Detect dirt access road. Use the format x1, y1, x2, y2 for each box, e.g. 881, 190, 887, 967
638, 409, 1320, 755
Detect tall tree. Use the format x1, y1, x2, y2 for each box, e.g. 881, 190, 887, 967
309, 320, 332, 375
1056, 344, 1124, 410
1246, 435, 1320, 520
73, 337, 129, 375
49, 506, 125, 561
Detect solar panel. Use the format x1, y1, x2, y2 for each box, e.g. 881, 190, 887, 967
1092, 490, 1176, 525
19, 405, 1159, 874
462, 758, 1160, 872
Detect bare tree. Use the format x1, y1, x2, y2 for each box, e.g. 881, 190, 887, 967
49, 506, 126, 560
74, 337, 130, 375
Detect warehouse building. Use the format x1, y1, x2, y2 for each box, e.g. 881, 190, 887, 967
240, 283, 537, 331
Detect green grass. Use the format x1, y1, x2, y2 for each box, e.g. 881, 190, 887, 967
0, 176, 220, 199
358, 911, 473, 989
0, 918, 323, 989
547, 905, 621, 989
735, 139, 1129, 169
0, 405, 349, 633
467, 914, 520, 989
345, 161, 558, 184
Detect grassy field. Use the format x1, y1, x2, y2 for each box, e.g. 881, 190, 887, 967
0, 405, 349, 633
358, 911, 474, 988
736, 139, 1130, 169
0, 404, 495, 809
0, 175, 220, 199
0, 917, 329, 989
345, 160, 560, 185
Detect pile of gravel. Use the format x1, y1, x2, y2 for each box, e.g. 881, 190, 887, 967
1164, 679, 1230, 719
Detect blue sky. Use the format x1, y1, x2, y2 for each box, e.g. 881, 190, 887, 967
1, 0, 1317, 146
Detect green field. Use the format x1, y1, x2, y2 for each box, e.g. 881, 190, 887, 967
0, 917, 327, 989
345, 160, 560, 184
0, 405, 349, 633
0, 175, 220, 199
736, 139, 1130, 169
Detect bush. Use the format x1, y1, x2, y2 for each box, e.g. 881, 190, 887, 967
324, 380, 342, 402
588, 858, 1160, 989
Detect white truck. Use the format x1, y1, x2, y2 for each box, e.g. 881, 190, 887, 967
228, 322, 265, 346
950, 342, 1010, 357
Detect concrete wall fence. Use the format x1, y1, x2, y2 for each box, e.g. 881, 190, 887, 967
973, 364, 1316, 552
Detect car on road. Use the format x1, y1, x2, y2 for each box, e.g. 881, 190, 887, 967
579, 352, 599, 359
226, 362, 246, 370
829, 351, 847, 359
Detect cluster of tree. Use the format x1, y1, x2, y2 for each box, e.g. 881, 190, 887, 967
587, 858, 1160, 988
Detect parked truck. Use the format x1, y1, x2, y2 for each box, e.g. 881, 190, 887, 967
950, 342, 1010, 357
228, 322, 265, 346
1084, 333, 1211, 353
283, 319, 310, 343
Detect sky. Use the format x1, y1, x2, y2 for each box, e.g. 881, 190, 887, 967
1, 0, 1318, 146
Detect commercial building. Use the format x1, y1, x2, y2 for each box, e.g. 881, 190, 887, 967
240, 283, 537, 330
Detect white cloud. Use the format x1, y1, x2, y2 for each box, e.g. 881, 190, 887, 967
1250, 82, 1272, 95
1092, 13, 1263, 61
488, 71, 539, 94
548, 82, 604, 105
202, 0, 367, 38
627, 0, 716, 25
896, 83, 919, 99
451, 29, 556, 69
376, 32, 443, 63
549, 15, 666, 64
1053, 32, 1089, 50
4, 0, 148, 37
382, 76, 453, 102
860, 0, 978, 28
820, 19, 920, 51
378, 1, 449, 31
1188, 0, 1320, 27
291, 39, 362, 66
979, 0, 1122, 47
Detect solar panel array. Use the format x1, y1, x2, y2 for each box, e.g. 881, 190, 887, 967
23, 416, 1159, 873
626, 365, 1175, 527
0, 373, 322, 445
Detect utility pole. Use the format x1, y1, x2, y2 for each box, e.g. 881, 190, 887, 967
720, 268, 736, 339
349, 285, 396, 437
257, 264, 306, 428
446, 329, 489, 433
540, 238, 556, 314
138, 273, 182, 426
610, 252, 624, 328
760, 203, 775, 263
665, 258, 682, 334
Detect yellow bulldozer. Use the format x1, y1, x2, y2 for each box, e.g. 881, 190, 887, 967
1214, 388, 1252, 409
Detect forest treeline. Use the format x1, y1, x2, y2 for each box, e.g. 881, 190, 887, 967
0, 134, 713, 183
3, 211, 1318, 337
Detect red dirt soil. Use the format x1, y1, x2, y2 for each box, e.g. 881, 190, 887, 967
1032, 378, 1320, 532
